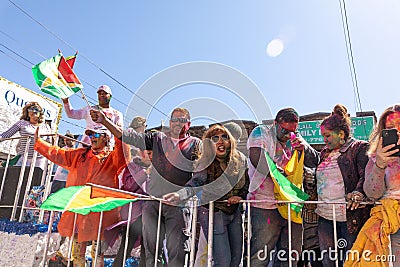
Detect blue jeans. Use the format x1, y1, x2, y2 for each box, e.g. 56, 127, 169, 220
249, 208, 303, 267
317, 216, 355, 267
142, 201, 186, 266
199, 207, 243, 267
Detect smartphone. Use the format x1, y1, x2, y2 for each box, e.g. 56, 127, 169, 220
382, 128, 400, 157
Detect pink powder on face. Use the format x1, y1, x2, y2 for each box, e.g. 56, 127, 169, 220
290, 132, 296, 140
386, 112, 400, 132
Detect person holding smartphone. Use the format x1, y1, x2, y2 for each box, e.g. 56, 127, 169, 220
363, 104, 400, 261
364, 104, 400, 197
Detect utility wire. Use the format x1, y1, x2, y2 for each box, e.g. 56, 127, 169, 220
1, 42, 138, 129
0, 43, 34, 65
338, 0, 364, 114
0, 48, 31, 69
0, 29, 46, 59
0, 46, 89, 131
1, 29, 141, 116
7, 0, 168, 117
59, 118, 86, 130
1, 30, 141, 120
338, 0, 369, 138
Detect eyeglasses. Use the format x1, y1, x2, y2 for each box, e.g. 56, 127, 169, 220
278, 124, 297, 136
210, 134, 230, 143
28, 108, 41, 114
88, 132, 104, 138
170, 117, 189, 123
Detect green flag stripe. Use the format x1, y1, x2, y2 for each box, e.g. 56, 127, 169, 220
32, 54, 82, 99
40, 186, 85, 211
264, 151, 308, 215
70, 199, 136, 215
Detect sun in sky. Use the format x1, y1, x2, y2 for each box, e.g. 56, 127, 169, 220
266, 38, 284, 57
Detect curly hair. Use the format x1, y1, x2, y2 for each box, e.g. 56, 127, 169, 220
196, 124, 242, 177
369, 104, 400, 154
20, 102, 44, 123
320, 104, 351, 140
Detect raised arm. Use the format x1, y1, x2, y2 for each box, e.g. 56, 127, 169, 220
62, 98, 86, 120
363, 137, 395, 199
0, 120, 23, 139
89, 109, 122, 138
34, 128, 75, 168
364, 157, 386, 200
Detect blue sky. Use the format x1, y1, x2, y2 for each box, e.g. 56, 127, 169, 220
0, 1, 399, 135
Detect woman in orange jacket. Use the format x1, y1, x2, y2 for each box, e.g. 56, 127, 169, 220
34, 111, 128, 267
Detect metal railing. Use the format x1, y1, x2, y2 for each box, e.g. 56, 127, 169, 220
0, 195, 380, 267
0, 139, 384, 266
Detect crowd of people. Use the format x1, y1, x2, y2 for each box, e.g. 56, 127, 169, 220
1, 85, 400, 267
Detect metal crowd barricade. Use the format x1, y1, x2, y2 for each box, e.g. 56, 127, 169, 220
0, 151, 379, 267
0, 133, 90, 223
2, 176, 384, 267
0, 135, 34, 221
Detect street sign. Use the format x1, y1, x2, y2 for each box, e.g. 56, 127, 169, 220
299, 116, 375, 144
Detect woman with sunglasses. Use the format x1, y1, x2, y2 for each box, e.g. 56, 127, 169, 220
34, 111, 127, 267
0, 101, 51, 171
311, 104, 370, 267
164, 124, 249, 267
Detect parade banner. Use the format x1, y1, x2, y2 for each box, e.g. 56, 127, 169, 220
0, 76, 62, 155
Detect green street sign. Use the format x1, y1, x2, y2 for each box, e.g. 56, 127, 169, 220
298, 116, 375, 144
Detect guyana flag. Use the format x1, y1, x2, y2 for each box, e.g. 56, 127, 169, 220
40, 185, 141, 215
32, 53, 82, 99
264, 151, 309, 213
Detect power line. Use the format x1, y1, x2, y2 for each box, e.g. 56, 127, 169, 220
7, 0, 168, 117
0, 46, 89, 132
0, 43, 34, 65
0, 29, 142, 120
338, 0, 364, 114
0, 48, 31, 69
338, 0, 369, 138
59, 118, 86, 130
0, 29, 47, 59
1, 42, 139, 129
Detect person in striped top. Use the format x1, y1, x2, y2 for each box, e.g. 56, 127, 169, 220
0, 102, 51, 170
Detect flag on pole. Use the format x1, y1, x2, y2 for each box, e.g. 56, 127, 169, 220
65, 53, 77, 69
264, 151, 308, 213
40, 186, 139, 215
32, 53, 82, 99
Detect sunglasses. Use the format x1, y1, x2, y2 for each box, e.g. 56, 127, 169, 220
278, 124, 297, 136
28, 108, 41, 114
170, 117, 189, 123
392, 105, 400, 112
211, 134, 230, 143
88, 132, 104, 138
